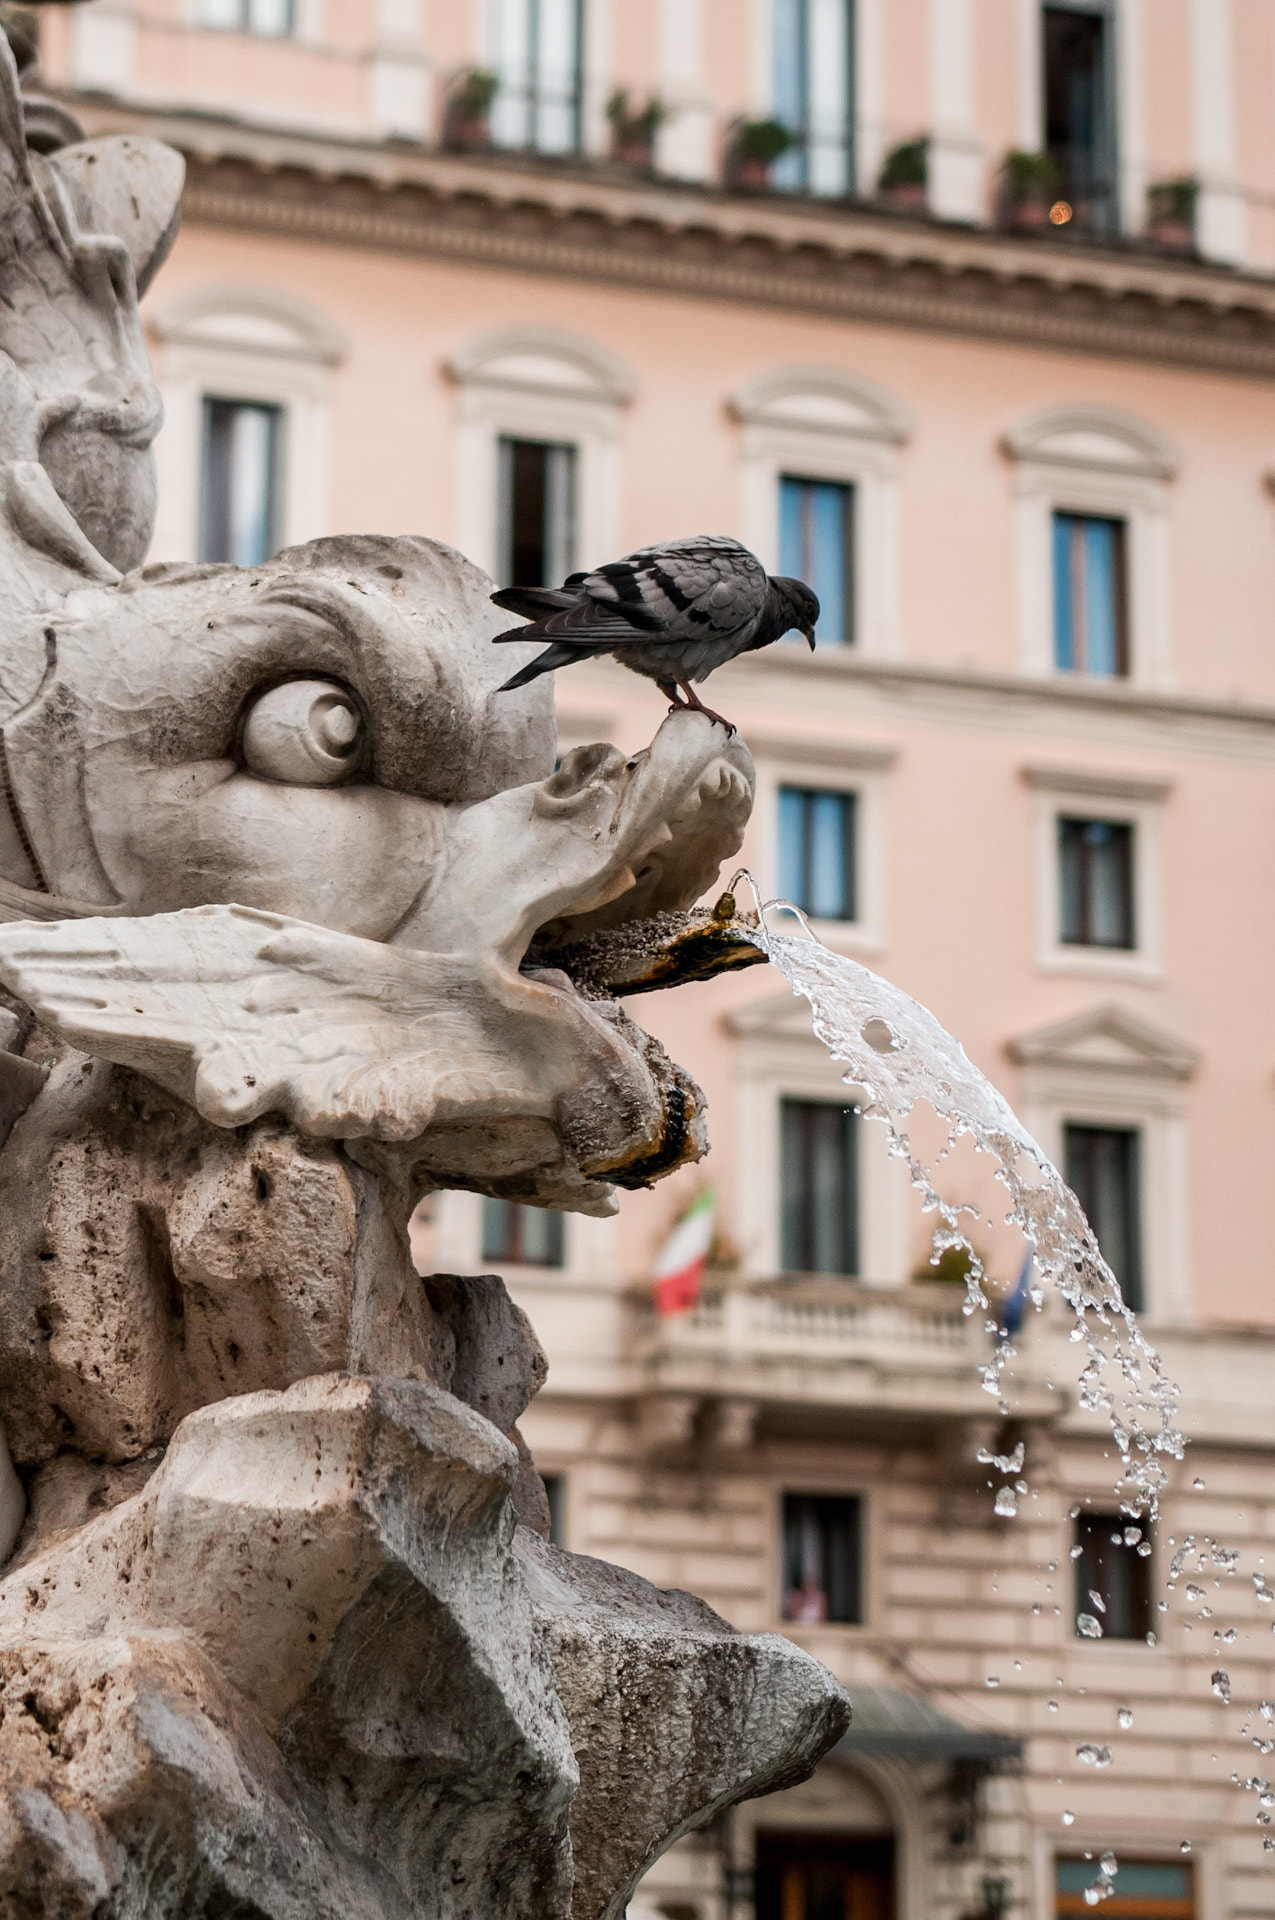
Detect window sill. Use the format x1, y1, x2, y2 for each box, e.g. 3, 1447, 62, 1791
1037, 947, 1163, 985
799, 917, 886, 958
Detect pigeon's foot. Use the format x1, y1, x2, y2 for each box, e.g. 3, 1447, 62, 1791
667, 678, 735, 735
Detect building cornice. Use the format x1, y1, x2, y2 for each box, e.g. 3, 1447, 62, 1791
60, 92, 1275, 379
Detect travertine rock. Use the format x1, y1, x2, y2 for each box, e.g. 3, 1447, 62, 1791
0, 27, 851, 1914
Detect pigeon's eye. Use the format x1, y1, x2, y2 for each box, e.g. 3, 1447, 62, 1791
241, 679, 365, 786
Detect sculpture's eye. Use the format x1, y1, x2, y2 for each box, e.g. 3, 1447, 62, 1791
241, 679, 365, 786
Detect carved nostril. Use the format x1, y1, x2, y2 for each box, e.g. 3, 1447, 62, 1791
242, 680, 365, 786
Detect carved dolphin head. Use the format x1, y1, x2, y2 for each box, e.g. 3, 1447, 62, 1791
0, 536, 755, 1210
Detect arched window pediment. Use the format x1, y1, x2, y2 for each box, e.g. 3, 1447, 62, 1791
444, 326, 638, 405
728, 366, 913, 445
1003, 404, 1179, 481
148, 285, 349, 367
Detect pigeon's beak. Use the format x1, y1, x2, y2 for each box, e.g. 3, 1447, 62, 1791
804, 629, 816, 650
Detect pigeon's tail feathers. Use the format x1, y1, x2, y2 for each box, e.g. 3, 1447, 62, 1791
496, 641, 586, 691
490, 585, 577, 621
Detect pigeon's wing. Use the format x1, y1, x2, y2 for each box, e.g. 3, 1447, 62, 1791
580, 537, 769, 641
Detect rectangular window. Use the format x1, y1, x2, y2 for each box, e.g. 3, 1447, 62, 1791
541, 1472, 566, 1546
199, 398, 282, 567
195, 0, 292, 33
498, 437, 576, 589
756, 1832, 892, 1920
778, 787, 857, 922
1073, 1510, 1152, 1642
781, 1494, 863, 1623
780, 1099, 859, 1276
1052, 512, 1127, 676
772, 0, 855, 195
1057, 1857, 1192, 1918
1058, 817, 1135, 949
1043, 5, 1116, 232
779, 476, 854, 645
481, 1197, 565, 1267
1064, 1125, 1143, 1312
491, 0, 583, 153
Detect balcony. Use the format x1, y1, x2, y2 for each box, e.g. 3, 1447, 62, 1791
628, 1278, 1064, 1444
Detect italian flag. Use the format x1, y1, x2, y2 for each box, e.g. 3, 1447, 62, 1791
652, 1190, 714, 1317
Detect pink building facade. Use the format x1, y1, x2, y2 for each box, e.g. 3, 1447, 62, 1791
29, 1, 1275, 1915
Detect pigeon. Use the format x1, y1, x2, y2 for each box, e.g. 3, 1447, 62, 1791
490, 534, 820, 729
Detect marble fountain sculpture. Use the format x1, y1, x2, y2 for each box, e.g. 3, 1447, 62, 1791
0, 32, 849, 1920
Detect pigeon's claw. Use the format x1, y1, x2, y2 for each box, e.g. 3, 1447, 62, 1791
674, 679, 736, 735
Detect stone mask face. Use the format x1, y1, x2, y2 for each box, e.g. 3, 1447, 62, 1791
0, 536, 755, 1212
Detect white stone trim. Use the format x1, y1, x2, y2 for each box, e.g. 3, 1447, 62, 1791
725, 992, 911, 1285
749, 741, 893, 955
1003, 403, 1177, 690
731, 366, 911, 660
70, 0, 138, 94
1190, 0, 1247, 266
445, 325, 633, 582
1028, 780, 1165, 983
927, 0, 983, 223
655, 0, 713, 182
854, 0, 886, 195
1014, 0, 1042, 151
145, 284, 344, 565
1114, 0, 1146, 236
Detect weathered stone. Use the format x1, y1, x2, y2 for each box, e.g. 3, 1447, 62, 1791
516, 1532, 852, 1920
422, 1273, 548, 1433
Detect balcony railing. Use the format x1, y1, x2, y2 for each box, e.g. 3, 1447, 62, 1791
631, 1277, 1062, 1423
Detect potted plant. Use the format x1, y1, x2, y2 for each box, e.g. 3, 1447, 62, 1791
445, 68, 498, 152
1146, 176, 1196, 251
999, 148, 1062, 231
606, 88, 666, 169
726, 116, 794, 189
877, 135, 928, 212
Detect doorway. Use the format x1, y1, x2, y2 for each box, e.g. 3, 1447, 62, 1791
755, 1830, 894, 1920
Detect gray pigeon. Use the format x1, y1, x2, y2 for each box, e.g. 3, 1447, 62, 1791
490, 534, 819, 728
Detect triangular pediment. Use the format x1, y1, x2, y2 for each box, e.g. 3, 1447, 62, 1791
1008, 1003, 1198, 1080
725, 988, 832, 1044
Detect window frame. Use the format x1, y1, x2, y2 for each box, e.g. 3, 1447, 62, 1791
771, 1481, 875, 1631
770, 0, 857, 198
496, 435, 578, 589
777, 783, 858, 924
198, 395, 284, 568
778, 473, 856, 648
1004, 404, 1177, 692
1042, 1, 1119, 237
1057, 814, 1135, 951
779, 1096, 861, 1278
731, 367, 911, 665
1063, 1123, 1144, 1312
489, 0, 586, 155
480, 1196, 566, 1269
1071, 1507, 1154, 1643
1051, 510, 1129, 678
1026, 771, 1165, 982
753, 743, 891, 954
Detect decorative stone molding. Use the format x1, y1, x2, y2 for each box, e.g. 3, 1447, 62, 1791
1007, 1003, 1200, 1082
1001, 403, 1181, 481
728, 365, 914, 444
1020, 762, 1175, 803
147, 280, 350, 364
445, 324, 638, 405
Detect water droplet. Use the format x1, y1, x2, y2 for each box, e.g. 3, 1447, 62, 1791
1117, 1708, 1133, 1730
1260, 1701, 1274, 1723
1180, 1841, 1192, 1855
986, 1675, 1000, 1688
1076, 1743, 1113, 1767
994, 1487, 1018, 1517
1077, 1613, 1104, 1639
1212, 1669, 1232, 1703
1124, 1527, 1142, 1546
1223, 1627, 1237, 1644
1088, 1588, 1107, 1614
1186, 1584, 1206, 1602
1062, 1811, 1075, 1826
1193, 1477, 1205, 1490
1048, 1700, 1059, 1712
1100, 1852, 1118, 1878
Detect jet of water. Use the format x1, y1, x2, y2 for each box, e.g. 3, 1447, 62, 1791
736, 876, 1185, 1518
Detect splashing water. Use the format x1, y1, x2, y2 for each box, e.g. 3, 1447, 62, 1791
738, 880, 1185, 1518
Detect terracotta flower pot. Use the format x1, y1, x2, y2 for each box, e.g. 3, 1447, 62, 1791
1006, 196, 1050, 232
446, 113, 491, 153
1148, 218, 1192, 251
879, 181, 927, 214
612, 139, 654, 169
732, 156, 772, 189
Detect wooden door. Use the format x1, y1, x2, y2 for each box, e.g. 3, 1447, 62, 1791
756, 1831, 894, 1920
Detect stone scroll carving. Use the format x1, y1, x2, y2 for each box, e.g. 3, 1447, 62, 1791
0, 27, 848, 1918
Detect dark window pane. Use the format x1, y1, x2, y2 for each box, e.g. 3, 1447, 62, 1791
1073, 1511, 1153, 1641
481, 1197, 565, 1267
756, 1834, 892, 1920
1058, 817, 1135, 948
541, 1473, 565, 1546
1044, 5, 1116, 231
778, 787, 857, 921
781, 1099, 858, 1276
199, 399, 282, 565
1057, 1855, 1193, 1916
781, 1495, 863, 1624
1064, 1125, 1143, 1311
1052, 513, 1127, 676
771, 0, 856, 195
491, 0, 583, 153
779, 475, 854, 644
498, 437, 576, 587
